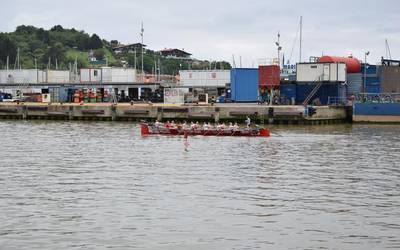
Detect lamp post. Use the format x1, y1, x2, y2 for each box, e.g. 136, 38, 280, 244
364, 51, 370, 94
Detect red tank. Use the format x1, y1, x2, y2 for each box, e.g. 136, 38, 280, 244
318, 56, 361, 73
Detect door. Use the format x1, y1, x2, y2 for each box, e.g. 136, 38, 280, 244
323, 64, 330, 81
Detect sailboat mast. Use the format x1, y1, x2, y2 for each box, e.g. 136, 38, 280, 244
299, 16, 303, 63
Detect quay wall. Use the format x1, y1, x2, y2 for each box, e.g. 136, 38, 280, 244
0, 103, 348, 125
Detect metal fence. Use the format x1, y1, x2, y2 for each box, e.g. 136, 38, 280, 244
355, 93, 400, 103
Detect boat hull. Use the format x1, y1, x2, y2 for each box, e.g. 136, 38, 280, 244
140, 124, 270, 137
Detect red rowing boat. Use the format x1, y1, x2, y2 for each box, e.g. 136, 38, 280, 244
140, 123, 270, 137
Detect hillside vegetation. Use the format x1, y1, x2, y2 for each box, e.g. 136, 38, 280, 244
0, 25, 231, 75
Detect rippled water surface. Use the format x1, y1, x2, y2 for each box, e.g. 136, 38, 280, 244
0, 120, 400, 249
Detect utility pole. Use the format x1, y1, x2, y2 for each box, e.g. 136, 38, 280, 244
364, 51, 370, 94
6, 56, 9, 70
140, 21, 144, 82
299, 16, 303, 63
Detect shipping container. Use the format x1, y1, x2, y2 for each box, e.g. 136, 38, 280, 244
0, 69, 46, 84
46, 70, 71, 83
280, 84, 296, 104
296, 62, 346, 82
365, 85, 380, 94
49, 87, 69, 102
380, 66, 400, 93
110, 68, 136, 83
360, 64, 380, 76
259, 65, 280, 89
179, 70, 230, 87
347, 73, 362, 96
230, 68, 258, 102
296, 83, 340, 105
80, 68, 102, 83
318, 56, 361, 73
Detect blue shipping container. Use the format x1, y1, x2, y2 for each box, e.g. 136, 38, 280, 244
365, 85, 380, 94
230, 68, 259, 102
280, 84, 296, 104
360, 64, 380, 75
296, 83, 339, 105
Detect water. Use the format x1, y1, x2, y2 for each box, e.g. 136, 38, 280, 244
0, 120, 399, 250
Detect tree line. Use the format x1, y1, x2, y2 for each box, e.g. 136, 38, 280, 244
0, 25, 231, 75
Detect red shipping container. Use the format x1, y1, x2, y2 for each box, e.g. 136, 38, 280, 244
259, 65, 280, 89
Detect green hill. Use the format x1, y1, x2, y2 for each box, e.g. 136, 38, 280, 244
0, 25, 231, 75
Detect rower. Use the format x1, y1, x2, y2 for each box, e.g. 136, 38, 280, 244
154, 120, 162, 128
245, 116, 251, 128
233, 122, 239, 131
203, 122, 209, 130
228, 122, 234, 130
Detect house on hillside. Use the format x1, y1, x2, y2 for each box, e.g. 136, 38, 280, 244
159, 48, 191, 59
112, 43, 146, 54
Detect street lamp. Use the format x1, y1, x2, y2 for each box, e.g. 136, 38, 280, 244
364, 51, 370, 94
275, 32, 282, 66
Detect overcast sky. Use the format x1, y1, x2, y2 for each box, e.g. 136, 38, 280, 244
1, 0, 399, 66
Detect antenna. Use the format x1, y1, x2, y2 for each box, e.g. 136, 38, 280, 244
140, 21, 144, 82
385, 39, 392, 60
299, 16, 303, 63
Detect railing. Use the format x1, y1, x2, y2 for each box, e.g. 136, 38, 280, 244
355, 93, 400, 103
327, 96, 348, 106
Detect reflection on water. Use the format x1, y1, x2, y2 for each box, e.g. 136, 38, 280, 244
0, 121, 399, 249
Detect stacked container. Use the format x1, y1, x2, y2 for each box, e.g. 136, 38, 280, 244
361, 64, 381, 94
178, 70, 230, 87
0, 69, 46, 84
230, 68, 259, 102
258, 65, 280, 89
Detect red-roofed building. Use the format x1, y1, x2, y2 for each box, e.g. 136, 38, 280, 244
159, 48, 192, 59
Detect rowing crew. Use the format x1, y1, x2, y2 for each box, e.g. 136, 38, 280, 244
153, 120, 245, 131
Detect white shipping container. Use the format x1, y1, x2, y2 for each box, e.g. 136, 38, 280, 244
296, 63, 346, 82
80, 68, 102, 83
46, 70, 71, 83
110, 68, 136, 83
179, 70, 230, 87
101, 67, 112, 82
0, 69, 46, 84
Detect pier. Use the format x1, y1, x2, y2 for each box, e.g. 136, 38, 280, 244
0, 102, 349, 124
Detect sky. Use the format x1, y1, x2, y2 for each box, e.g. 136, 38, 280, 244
1, 0, 399, 66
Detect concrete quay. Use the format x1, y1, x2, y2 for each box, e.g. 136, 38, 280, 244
0, 102, 349, 124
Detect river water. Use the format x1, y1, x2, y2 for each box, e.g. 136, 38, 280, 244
0, 120, 399, 250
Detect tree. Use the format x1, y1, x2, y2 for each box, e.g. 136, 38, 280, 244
110, 40, 119, 46
93, 48, 105, 60
50, 25, 64, 32
0, 33, 17, 67
88, 34, 102, 49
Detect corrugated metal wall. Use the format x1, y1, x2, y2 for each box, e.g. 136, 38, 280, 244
347, 73, 362, 96
230, 68, 259, 102
381, 66, 400, 93
295, 83, 340, 105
